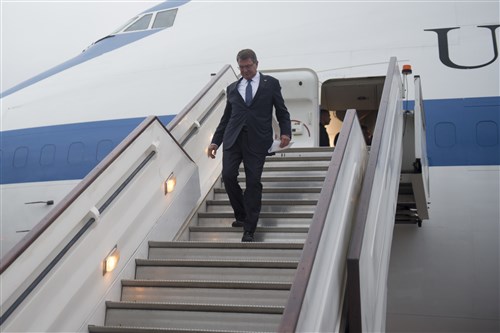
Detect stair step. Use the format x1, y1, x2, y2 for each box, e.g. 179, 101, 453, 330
196, 212, 313, 227
265, 155, 332, 162
235, 176, 325, 188
205, 199, 317, 213
135, 264, 297, 282
89, 325, 248, 333
102, 302, 282, 332
207, 199, 317, 206
214, 187, 322, 193
248, 166, 329, 175
122, 279, 292, 289
261, 165, 330, 171
148, 241, 304, 249
106, 301, 284, 313
121, 280, 292, 307
398, 194, 416, 205
89, 327, 274, 333
268, 147, 335, 152
136, 259, 299, 268
238, 176, 325, 182
188, 227, 309, 242
196, 217, 312, 228
214, 187, 322, 200
197, 212, 313, 219
122, 286, 290, 306
148, 241, 303, 260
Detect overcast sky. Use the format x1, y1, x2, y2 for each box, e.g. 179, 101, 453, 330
1, 1, 155, 92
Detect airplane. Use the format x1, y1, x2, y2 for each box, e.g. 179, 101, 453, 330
1, 0, 498, 332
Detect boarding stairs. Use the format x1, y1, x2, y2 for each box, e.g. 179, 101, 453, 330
88, 151, 425, 332
1, 58, 428, 332
88, 147, 333, 332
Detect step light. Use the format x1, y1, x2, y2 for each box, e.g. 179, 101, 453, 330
164, 172, 176, 195
103, 245, 120, 275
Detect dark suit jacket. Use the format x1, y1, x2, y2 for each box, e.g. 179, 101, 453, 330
211, 73, 292, 154
319, 124, 330, 146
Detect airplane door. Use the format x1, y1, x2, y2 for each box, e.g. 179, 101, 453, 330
263, 68, 320, 147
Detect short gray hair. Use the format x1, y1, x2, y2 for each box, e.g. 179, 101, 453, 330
237, 49, 258, 63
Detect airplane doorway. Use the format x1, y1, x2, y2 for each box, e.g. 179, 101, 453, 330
320, 76, 385, 146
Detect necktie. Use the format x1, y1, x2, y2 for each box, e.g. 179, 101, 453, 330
245, 79, 252, 105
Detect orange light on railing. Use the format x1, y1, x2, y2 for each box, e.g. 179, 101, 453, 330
402, 64, 412, 75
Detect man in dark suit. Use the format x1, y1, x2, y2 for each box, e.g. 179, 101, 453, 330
207, 49, 292, 242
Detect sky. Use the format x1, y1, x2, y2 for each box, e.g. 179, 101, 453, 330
1, 0, 155, 92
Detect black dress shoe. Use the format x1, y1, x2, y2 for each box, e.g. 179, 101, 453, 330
232, 220, 245, 227
241, 231, 254, 242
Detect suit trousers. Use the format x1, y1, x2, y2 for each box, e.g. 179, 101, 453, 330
222, 129, 267, 233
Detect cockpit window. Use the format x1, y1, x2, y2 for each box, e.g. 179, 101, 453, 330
111, 16, 137, 35
124, 13, 153, 32
112, 8, 178, 34
152, 9, 178, 29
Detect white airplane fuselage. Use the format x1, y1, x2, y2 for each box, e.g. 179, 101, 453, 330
1, 0, 499, 262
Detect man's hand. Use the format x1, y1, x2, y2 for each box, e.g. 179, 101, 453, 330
207, 143, 218, 159
279, 135, 291, 148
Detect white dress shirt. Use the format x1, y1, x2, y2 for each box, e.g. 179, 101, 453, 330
238, 72, 260, 101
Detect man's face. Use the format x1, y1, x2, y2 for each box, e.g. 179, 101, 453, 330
238, 58, 258, 80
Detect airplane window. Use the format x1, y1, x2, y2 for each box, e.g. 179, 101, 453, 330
68, 142, 85, 165
434, 122, 456, 148
476, 121, 498, 147
97, 140, 114, 162
152, 9, 178, 29
13, 147, 29, 168
124, 14, 153, 32
40, 144, 56, 166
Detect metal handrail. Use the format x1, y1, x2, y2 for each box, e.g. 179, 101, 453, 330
0, 65, 235, 325
278, 109, 360, 332
166, 65, 234, 131
0, 116, 160, 324
0, 116, 158, 275
0, 65, 234, 274
0, 150, 157, 324
346, 56, 402, 332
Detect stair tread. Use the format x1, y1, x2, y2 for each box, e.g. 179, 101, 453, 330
265, 157, 331, 161
121, 279, 292, 289
246, 166, 329, 171
89, 325, 257, 333
239, 176, 325, 181
148, 241, 303, 249
197, 212, 313, 218
106, 301, 284, 313
136, 259, 299, 268
214, 187, 322, 192
206, 199, 317, 205
189, 226, 309, 232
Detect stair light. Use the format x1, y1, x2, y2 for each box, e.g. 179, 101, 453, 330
103, 245, 120, 275
164, 172, 176, 194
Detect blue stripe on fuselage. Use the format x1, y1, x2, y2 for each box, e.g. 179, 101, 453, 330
0, 115, 175, 185
0, 96, 498, 185
0, 0, 190, 98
